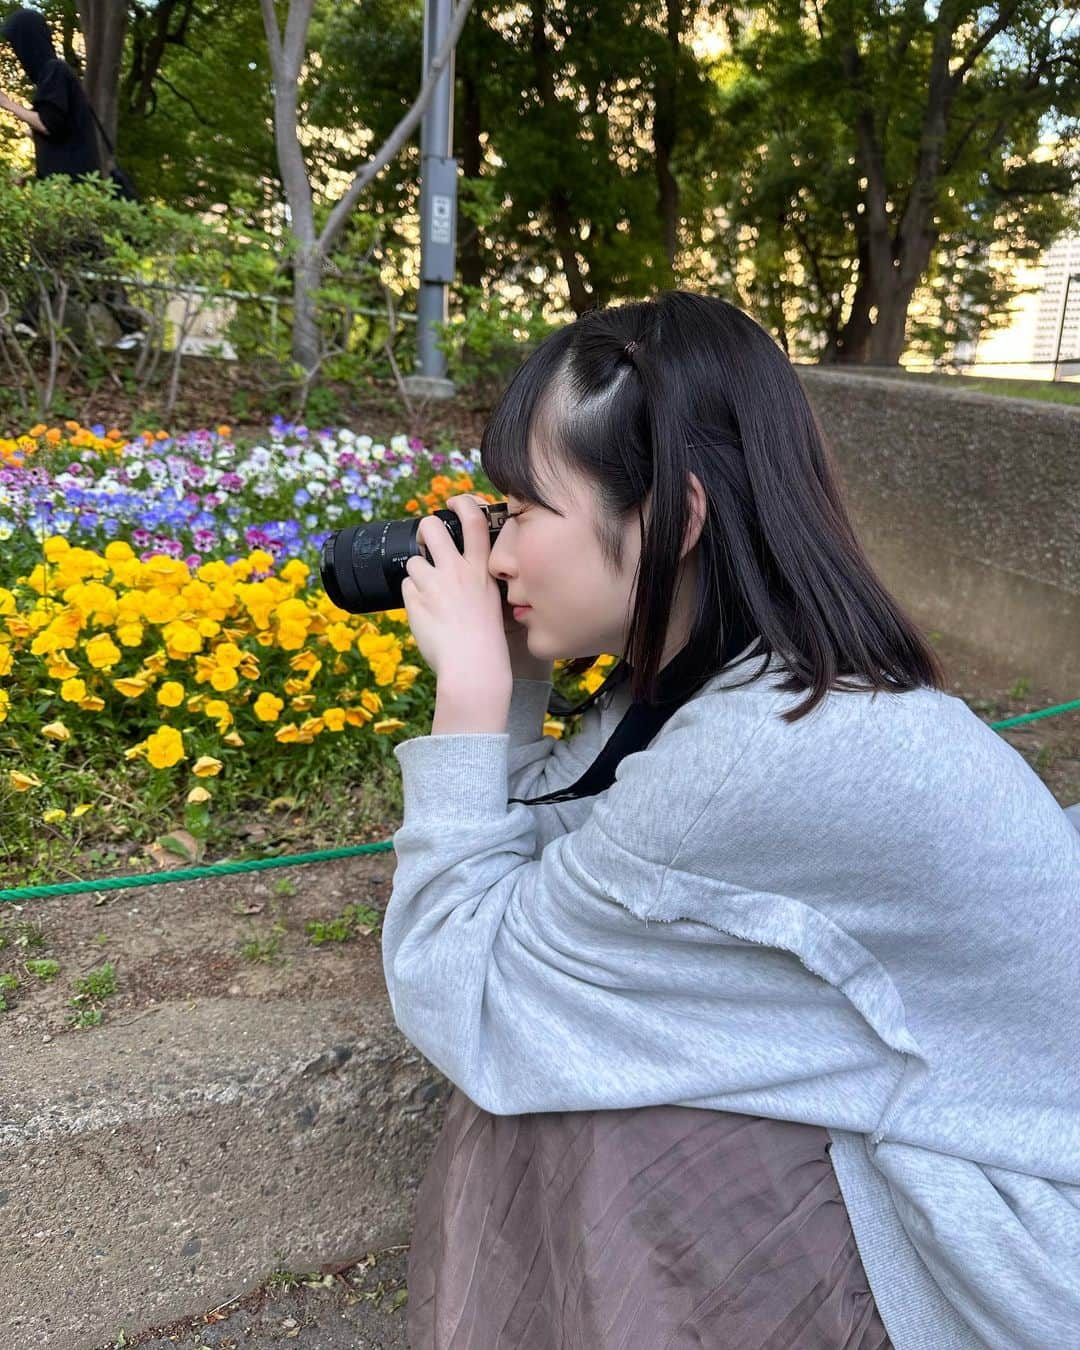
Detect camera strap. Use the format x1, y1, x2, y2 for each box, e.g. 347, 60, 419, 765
509, 611, 761, 806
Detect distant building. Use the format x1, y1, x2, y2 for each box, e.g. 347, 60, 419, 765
960, 232, 1080, 382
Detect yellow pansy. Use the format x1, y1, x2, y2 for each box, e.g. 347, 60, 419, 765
0, 646, 11, 677
253, 692, 283, 723
344, 707, 372, 726
162, 619, 202, 657
113, 677, 149, 698
42, 808, 67, 824
156, 681, 185, 708
289, 649, 321, 674
10, 770, 42, 791
360, 689, 383, 714
213, 642, 243, 669
274, 724, 301, 743
145, 725, 185, 769
143, 589, 182, 624
0, 688, 9, 722
79, 695, 105, 712
203, 699, 232, 732
72, 803, 93, 818
209, 666, 239, 693
59, 677, 87, 703
85, 633, 122, 670
46, 651, 79, 680
41, 721, 71, 741
192, 755, 223, 778
186, 785, 212, 804
325, 622, 354, 653
279, 559, 309, 586
373, 718, 406, 735
323, 707, 346, 732
116, 622, 144, 647
222, 731, 245, 747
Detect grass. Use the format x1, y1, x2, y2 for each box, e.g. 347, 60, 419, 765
68, 960, 118, 1028
304, 901, 383, 946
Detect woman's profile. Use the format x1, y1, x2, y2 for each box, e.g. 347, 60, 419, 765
384, 291, 1080, 1349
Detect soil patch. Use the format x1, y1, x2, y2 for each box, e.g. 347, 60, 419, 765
0, 851, 398, 1044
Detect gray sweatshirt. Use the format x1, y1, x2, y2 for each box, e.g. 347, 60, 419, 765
383, 649, 1080, 1348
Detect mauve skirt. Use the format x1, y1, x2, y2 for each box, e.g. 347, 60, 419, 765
407, 1087, 892, 1350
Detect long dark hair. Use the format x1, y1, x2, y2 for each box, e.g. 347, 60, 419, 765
480, 290, 945, 724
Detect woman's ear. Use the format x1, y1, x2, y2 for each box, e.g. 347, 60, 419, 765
681, 472, 707, 560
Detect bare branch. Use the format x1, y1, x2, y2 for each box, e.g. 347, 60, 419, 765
318, 0, 477, 255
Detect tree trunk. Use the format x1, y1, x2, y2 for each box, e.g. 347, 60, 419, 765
76, 0, 128, 167
530, 0, 592, 314
291, 248, 322, 376
867, 264, 925, 365
833, 249, 874, 363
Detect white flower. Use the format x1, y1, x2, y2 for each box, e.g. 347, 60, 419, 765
0, 520, 12, 541
306, 481, 325, 498
390, 434, 408, 453
372, 445, 386, 462
124, 461, 144, 481
356, 435, 373, 451
337, 428, 356, 444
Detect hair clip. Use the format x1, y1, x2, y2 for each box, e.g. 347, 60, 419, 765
623, 340, 639, 358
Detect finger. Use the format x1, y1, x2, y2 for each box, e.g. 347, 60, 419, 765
445, 495, 491, 563
415, 513, 454, 564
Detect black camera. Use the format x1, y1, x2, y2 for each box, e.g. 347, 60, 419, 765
319, 501, 511, 614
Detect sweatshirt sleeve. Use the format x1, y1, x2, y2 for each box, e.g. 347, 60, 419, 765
382, 701, 905, 1125
504, 676, 608, 850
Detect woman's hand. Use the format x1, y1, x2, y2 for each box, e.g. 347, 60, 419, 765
402, 494, 513, 692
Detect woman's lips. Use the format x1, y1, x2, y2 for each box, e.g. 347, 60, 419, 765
512, 605, 531, 619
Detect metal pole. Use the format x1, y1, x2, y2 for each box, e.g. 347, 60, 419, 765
1052, 272, 1080, 381
404, 0, 458, 398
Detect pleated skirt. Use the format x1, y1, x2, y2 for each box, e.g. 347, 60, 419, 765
407, 1087, 892, 1350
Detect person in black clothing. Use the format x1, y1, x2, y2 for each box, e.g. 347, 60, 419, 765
0, 8, 100, 181
0, 8, 143, 340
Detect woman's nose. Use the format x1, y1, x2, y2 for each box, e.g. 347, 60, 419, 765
488, 530, 515, 582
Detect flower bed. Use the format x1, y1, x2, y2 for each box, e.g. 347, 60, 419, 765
0, 422, 612, 880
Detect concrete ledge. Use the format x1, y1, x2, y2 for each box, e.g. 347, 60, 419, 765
3, 994, 449, 1349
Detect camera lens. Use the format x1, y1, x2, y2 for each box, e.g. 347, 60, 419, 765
319, 502, 510, 614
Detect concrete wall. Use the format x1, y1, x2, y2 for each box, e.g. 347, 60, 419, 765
798, 370, 1080, 697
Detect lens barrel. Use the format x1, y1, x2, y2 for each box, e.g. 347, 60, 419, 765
319, 502, 510, 614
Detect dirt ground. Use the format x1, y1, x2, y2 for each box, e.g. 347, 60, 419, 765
89, 1246, 410, 1350
5, 631, 1076, 1350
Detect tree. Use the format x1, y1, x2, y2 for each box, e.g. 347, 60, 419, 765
258, 0, 476, 376
712, 0, 1080, 364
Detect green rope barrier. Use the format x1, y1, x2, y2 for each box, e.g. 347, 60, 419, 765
0, 842, 394, 904
2, 698, 1076, 907
988, 698, 1080, 731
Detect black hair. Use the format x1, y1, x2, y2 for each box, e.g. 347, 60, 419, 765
479, 289, 945, 723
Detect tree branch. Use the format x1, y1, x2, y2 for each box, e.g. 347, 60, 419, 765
318, 0, 477, 256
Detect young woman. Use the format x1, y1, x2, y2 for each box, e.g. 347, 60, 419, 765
386, 291, 1080, 1349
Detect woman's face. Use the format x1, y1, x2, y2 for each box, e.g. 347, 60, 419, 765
487, 445, 702, 666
